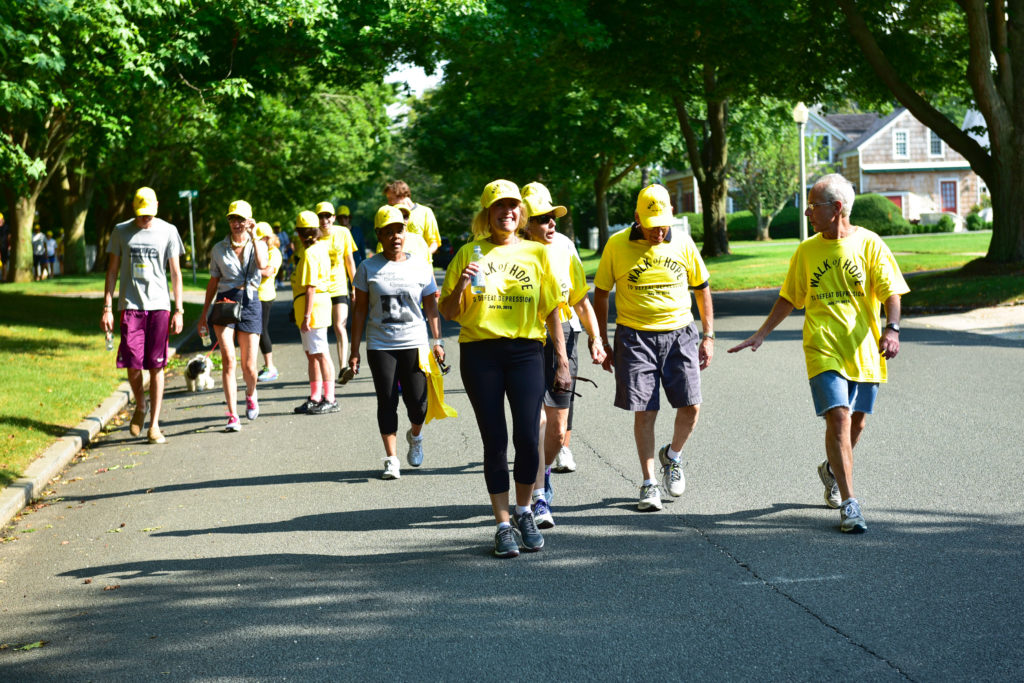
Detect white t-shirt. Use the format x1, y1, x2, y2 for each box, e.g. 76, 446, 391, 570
107, 217, 185, 311
353, 253, 437, 350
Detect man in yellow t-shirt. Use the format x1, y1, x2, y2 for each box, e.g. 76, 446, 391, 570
729, 173, 909, 534
385, 180, 441, 261
594, 184, 715, 513
314, 201, 358, 383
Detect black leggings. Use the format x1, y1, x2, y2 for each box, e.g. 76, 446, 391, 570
259, 300, 274, 354
460, 338, 545, 495
366, 348, 427, 434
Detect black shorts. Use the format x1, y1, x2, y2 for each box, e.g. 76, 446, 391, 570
543, 322, 579, 409
330, 294, 349, 306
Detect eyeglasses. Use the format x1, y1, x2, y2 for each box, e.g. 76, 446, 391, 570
808, 201, 835, 209
531, 214, 556, 224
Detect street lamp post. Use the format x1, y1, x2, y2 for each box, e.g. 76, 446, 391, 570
792, 102, 809, 242
178, 190, 198, 284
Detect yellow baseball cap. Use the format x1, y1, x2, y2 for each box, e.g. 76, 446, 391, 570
635, 184, 674, 229
374, 205, 407, 230
255, 221, 273, 239
227, 200, 253, 219
133, 187, 158, 216
522, 182, 567, 219
315, 201, 335, 216
480, 179, 521, 209
295, 211, 319, 229
337, 205, 350, 217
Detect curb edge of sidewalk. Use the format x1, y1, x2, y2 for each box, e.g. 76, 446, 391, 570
0, 333, 193, 532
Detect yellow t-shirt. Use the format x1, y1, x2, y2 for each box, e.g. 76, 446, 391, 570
258, 246, 282, 302
407, 204, 441, 254
291, 241, 332, 329
375, 231, 431, 264
321, 227, 357, 297
545, 240, 589, 324
780, 227, 910, 382
441, 239, 563, 343
594, 225, 710, 332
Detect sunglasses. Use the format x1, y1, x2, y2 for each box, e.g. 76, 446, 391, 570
436, 356, 451, 376
551, 375, 597, 398
531, 214, 556, 224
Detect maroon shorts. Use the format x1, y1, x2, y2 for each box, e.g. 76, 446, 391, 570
117, 310, 171, 370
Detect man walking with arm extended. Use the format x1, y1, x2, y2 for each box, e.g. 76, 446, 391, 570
101, 187, 185, 444
728, 173, 909, 533
593, 184, 715, 512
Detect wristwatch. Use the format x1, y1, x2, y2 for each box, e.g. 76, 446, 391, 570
885, 322, 901, 333
702, 332, 715, 340
433, 339, 445, 347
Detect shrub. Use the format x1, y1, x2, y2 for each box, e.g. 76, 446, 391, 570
849, 193, 913, 236
964, 212, 991, 232
935, 214, 956, 233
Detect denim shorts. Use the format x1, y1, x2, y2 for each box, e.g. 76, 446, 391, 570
210, 287, 262, 335
809, 370, 878, 416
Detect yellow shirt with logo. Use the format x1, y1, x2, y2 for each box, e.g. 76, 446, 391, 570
291, 241, 332, 329
780, 227, 909, 382
258, 246, 282, 302
441, 239, 563, 343
594, 225, 710, 332
375, 231, 431, 264
323, 227, 356, 297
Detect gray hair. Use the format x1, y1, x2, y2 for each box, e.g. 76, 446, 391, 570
814, 173, 855, 217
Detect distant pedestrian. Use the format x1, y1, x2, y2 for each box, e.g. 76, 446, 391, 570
439, 179, 571, 559
520, 181, 606, 528
101, 187, 185, 444
593, 184, 715, 512
348, 205, 445, 480
44, 231, 57, 278
728, 173, 909, 533
314, 202, 358, 384
290, 211, 338, 415
198, 200, 269, 432
32, 225, 46, 280
256, 221, 282, 382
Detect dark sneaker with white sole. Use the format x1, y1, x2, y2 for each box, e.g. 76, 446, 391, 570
511, 509, 544, 551
494, 526, 519, 558
840, 498, 868, 533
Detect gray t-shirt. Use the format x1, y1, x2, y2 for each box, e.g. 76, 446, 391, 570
353, 253, 437, 350
107, 217, 184, 311
209, 238, 265, 300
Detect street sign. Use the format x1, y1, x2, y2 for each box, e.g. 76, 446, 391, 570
178, 190, 198, 198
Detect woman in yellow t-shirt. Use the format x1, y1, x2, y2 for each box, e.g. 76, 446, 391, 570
439, 179, 571, 559
520, 182, 606, 529
255, 222, 282, 382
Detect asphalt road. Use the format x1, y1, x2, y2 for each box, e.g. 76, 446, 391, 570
1, 287, 1021, 681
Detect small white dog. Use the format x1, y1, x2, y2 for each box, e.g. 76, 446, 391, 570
184, 354, 215, 392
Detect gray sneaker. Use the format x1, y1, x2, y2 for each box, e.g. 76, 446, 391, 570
406, 429, 424, 467
840, 498, 868, 533
658, 445, 686, 497
638, 483, 663, 511
382, 456, 401, 480
493, 526, 519, 558
511, 510, 544, 551
818, 460, 841, 509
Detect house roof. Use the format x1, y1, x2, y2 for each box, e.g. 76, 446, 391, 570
831, 108, 905, 156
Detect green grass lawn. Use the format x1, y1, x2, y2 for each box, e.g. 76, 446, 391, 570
0, 289, 203, 488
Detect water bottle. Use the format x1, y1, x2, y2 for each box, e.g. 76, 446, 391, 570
105, 330, 114, 351
200, 326, 211, 347
470, 245, 485, 294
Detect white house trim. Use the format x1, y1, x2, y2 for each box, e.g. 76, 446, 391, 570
861, 161, 972, 172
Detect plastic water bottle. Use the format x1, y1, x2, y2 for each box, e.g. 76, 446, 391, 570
105, 330, 114, 351
470, 245, 485, 294
200, 326, 211, 347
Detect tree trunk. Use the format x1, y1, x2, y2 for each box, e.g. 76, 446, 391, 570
986, 157, 1024, 263
9, 195, 39, 283
57, 161, 95, 275
557, 183, 576, 245
753, 203, 770, 241
700, 175, 729, 257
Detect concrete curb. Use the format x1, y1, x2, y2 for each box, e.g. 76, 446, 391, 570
0, 332, 193, 531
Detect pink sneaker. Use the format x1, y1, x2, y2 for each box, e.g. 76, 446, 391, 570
225, 413, 241, 432
245, 395, 259, 420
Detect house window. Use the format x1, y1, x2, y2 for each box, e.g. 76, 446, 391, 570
812, 134, 831, 162
929, 130, 943, 157
893, 130, 909, 158
682, 192, 695, 213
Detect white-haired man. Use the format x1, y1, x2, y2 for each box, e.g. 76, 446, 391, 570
729, 173, 909, 533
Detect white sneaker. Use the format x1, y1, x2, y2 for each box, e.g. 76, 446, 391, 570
382, 456, 401, 480
638, 483, 663, 511
406, 429, 424, 467
657, 444, 686, 497
553, 445, 577, 472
